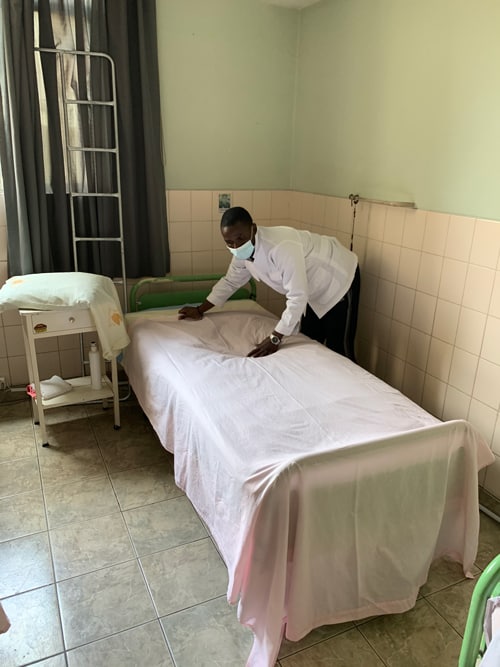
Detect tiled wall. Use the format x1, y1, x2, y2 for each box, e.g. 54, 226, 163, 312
1, 189, 500, 499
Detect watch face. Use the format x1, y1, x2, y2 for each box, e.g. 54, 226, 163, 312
270, 335, 280, 345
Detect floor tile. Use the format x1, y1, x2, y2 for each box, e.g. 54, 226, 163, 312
29, 654, 67, 667
0, 456, 41, 498
0, 489, 46, 542
278, 621, 355, 659
419, 555, 480, 597
358, 598, 462, 666
0, 425, 37, 462
123, 496, 207, 556
44, 474, 120, 528
426, 576, 479, 636
109, 459, 182, 511
66, 621, 173, 667
475, 513, 500, 569
90, 405, 156, 443
0, 585, 64, 667
58, 560, 156, 649
161, 596, 253, 667
280, 627, 385, 666
50, 513, 135, 580
38, 437, 107, 487
141, 538, 228, 615
0, 532, 53, 597
97, 433, 168, 473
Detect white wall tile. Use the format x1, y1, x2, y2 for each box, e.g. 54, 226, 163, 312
168, 222, 192, 252
469, 399, 498, 448
432, 299, 460, 344
423, 211, 449, 256
232, 190, 254, 212
389, 321, 410, 360
411, 292, 436, 335
375, 279, 395, 318
490, 271, 500, 318
192, 251, 213, 275
252, 190, 273, 221
426, 338, 453, 382
421, 374, 447, 418
455, 307, 486, 355
372, 312, 391, 352
492, 416, 500, 456
270, 191, 289, 220
402, 208, 426, 249
442, 385, 471, 421
383, 208, 405, 246
446, 215, 474, 262
417, 253, 443, 296
462, 264, 496, 313
402, 363, 424, 404
473, 359, 500, 410
448, 348, 478, 395
481, 316, 500, 365
393, 285, 415, 325
379, 243, 400, 283
338, 198, 353, 234
470, 219, 500, 269
192, 221, 213, 252
364, 239, 382, 277
190, 191, 213, 221
4, 325, 25, 356
167, 190, 191, 222
406, 329, 430, 370
397, 248, 421, 289
367, 204, 386, 241
438, 258, 467, 304
385, 354, 405, 390
483, 455, 500, 497
353, 200, 368, 237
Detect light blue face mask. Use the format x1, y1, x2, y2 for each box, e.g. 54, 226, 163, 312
228, 237, 255, 260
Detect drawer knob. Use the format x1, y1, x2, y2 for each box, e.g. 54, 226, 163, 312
69, 317, 75, 323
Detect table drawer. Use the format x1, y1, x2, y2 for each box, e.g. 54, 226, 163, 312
22, 308, 95, 336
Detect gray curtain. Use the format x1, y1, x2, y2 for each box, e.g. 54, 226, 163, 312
0, 0, 169, 278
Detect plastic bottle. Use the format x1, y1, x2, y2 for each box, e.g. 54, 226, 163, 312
89, 342, 102, 390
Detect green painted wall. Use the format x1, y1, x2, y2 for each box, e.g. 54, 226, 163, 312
156, 0, 298, 190
293, 0, 500, 219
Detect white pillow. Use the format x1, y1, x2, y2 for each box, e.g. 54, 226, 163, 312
0, 272, 117, 311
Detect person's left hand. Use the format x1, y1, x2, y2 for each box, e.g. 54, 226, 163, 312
247, 338, 280, 357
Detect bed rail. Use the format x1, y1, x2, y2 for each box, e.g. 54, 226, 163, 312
129, 274, 256, 312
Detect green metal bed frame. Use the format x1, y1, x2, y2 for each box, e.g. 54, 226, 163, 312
459, 553, 500, 666
129, 273, 256, 313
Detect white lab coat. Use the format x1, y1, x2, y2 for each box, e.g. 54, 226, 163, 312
207, 226, 358, 336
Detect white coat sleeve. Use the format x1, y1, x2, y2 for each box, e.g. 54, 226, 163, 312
271, 241, 309, 336
207, 259, 252, 306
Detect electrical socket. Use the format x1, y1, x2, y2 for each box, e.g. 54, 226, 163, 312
0, 377, 7, 392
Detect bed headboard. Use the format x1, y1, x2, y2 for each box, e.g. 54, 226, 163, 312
129, 274, 256, 312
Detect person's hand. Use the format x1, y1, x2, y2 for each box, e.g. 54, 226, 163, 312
178, 305, 203, 320
247, 338, 280, 357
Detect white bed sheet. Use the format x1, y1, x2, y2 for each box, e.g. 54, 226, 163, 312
122, 301, 494, 667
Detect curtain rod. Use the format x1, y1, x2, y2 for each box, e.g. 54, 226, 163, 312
349, 194, 416, 209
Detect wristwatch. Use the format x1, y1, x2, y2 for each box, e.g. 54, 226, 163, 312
269, 334, 281, 346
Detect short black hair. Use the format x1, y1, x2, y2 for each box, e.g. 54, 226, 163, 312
220, 206, 253, 229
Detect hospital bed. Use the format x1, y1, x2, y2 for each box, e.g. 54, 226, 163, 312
122, 274, 494, 667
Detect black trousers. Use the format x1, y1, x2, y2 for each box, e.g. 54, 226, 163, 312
300, 265, 360, 362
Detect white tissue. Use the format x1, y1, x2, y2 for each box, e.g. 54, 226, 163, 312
30, 375, 73, 400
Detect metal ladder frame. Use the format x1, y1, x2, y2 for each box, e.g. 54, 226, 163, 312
35, 47, 127, 308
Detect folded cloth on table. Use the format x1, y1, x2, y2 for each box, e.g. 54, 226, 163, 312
28, 375, 73, 400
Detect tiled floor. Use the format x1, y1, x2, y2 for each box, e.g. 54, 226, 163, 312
1, 392, 500, 667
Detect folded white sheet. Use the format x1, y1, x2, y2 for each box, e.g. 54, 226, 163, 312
28, 375, 73, 400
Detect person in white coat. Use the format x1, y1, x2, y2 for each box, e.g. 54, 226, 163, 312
179, 206, 360, 359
